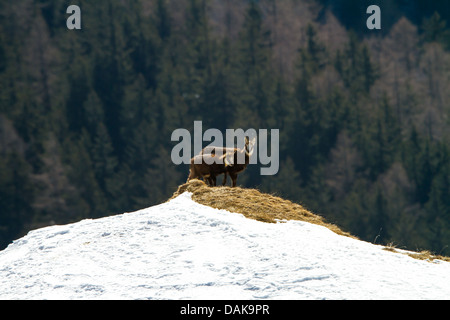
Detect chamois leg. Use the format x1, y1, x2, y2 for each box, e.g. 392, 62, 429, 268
187, 169, 197, 182
222, 172, 228, 186
230, 173, 238, 187
202, 174, 212, 186
203, 174, 217, 187
211, 175, 217, 186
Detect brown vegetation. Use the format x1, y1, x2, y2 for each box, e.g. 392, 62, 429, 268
383, 245, 450, 263
171, 179, 355, 238
171, 179, 450, 263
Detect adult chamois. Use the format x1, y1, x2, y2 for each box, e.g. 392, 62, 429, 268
187, 137, 256, 187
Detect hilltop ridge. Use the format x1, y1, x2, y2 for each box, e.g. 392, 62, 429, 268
2, 190, 450, 299
171, 179, 354, 239
172, 179, 450, 263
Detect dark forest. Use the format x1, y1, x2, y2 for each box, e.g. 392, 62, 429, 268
1, 0, 450, 254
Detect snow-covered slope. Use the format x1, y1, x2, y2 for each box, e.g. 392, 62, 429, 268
1, 192, 450, 300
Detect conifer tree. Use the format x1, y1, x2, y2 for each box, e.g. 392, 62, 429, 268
138, 147, 182, 206
62, 130, 107, 219
422, 12, 449, 46
424, 144, 450, 252
31, 135, 78, 224
235, 1, 274, 129
91, 123, 118, 193
261, 157, 302, 203
0, 152, 35, 250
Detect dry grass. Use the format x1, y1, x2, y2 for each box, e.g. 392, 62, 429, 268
383, 246, 450, 263
170, 179, 450, 263
170, 179, 355, 238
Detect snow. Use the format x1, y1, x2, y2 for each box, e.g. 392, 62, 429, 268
1, 192, 450, 300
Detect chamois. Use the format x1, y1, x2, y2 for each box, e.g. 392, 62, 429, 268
187, 137, 255, 187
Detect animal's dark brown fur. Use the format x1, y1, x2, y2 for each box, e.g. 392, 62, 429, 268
187, 138, 255, 187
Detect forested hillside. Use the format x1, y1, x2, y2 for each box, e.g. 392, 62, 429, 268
1, 0, 449, 254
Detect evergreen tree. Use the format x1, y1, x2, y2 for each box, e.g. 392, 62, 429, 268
0, 152, 35, 250
362, 95, 401, 180
424, 143, 450, 253
155, 0, 172, 42
261, 157, 302, 203
370, 184, 389, 244
91, 123, 118, 193
136, 147, 182, 207
82, 90, 105, 137
65, 58, 91, 134
286, 23, 332, 183
335, 32, 378, 97
421, 12, 449, 46
106, 163, 136, 214
235, 1, 274, 129
62, 131, 107, 219
31, 135, 79, 225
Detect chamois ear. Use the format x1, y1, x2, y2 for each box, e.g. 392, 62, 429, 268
245, 137, 256, 156
247, 146, 254, 157
223, 152, 236, 167
220, 154, 231, 167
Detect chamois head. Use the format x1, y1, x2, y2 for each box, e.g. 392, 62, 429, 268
223, 136, 256, 167
245, 136, 256, 157
187, 136, 256, 187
